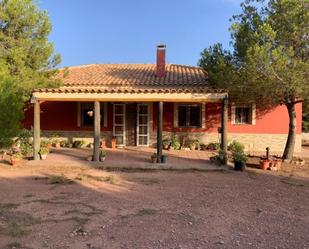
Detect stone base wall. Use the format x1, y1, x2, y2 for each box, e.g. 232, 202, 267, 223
41, 130, 301, 154
151, 132, 302, 155
41, 130, 113, 147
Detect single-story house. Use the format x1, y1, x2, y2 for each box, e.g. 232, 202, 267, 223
23, 45, 302, 161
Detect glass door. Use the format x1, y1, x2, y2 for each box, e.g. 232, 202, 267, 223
113, 104, 125, 146
137, 104, 149, 146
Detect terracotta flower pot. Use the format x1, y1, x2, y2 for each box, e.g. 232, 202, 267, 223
259, 160, 270, 170
100, 140, 106, 149
111, 138, 116, 149
54, 142, 61, 148
163, 144, 169, 150
10, 158, 20, 166
273, 159, 282, 171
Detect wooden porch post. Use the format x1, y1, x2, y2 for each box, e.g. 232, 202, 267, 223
33, 101, 40, 160
221, 96, 228, 164
157, 101, 163, 163
93, 101, 100, 162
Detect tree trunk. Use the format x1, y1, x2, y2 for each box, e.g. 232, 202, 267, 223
282, 103, 296, 160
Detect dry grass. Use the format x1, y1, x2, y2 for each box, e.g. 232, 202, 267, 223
280, 177, 307, 187
125, 176, 161, 185
136, 208, 157, 216
48, 175, 74, 185
0, 203, 40, 237
75, 173, 117, 184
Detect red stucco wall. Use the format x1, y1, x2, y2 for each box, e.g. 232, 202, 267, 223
23, 102, 113, 131
23, 101, 302, 134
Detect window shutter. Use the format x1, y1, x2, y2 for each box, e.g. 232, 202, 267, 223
251, 103, 256, 125
231, 103, 236, 125
77, 102, 81, 127
174, 103, 178, 128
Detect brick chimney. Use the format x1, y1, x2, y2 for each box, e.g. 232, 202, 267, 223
156, 44, 166, 77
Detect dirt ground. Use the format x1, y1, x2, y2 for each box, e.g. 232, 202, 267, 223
0, 161, 308, 249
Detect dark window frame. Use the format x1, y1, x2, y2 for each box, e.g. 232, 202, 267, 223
234, 106, 251, 125
177, 104, 202, 128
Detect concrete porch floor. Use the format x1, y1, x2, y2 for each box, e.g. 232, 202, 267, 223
26, 147, 224, 171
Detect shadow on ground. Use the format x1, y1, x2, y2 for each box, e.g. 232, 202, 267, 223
0, 163, 308, 249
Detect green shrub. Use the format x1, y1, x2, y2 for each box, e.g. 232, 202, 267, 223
200, 143, 207, 150
228, 140, 245, 154
39, 147, 49, 155
16, 129, 33, 156
163, 139, 171, 148
41, 139, 51, 148
207, 142, 220, 150
232, 152, 247, 163
11, 152, 23, 160
60, 140, 71, 147
171, 140, 181, 150
73, 140, 85, 148
228, 141, 247, 163
100, 150, 107, 157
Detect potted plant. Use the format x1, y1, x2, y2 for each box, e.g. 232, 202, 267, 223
188, 139, 199, 150
229, 140, 247, 170
41, 139, 52, 149
52, 138, 61, 148
10, 152, 22, 166
39, 147, 49, 160
171, 138, 181, 150
161, 154, 168, 163
151, 153, 157, 163
101, 134, 109, 149
163, 139, 171, 150
273, 158, 282, 170
207, 142, 220, 151
60, 140, 68, 148
100, 140, 106, 149
73, 140, 85, 148
100, 150, 107, 162
259, 159, 271, 170
233, 152, 247, 171
218, 149, 227, 164
111, 136, 117, 149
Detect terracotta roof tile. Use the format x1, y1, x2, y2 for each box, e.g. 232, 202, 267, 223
34, 64, 224, 94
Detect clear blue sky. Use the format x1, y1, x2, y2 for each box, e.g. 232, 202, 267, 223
40, 0, 242, 67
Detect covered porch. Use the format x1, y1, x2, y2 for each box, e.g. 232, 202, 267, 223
30, 92, 229, 164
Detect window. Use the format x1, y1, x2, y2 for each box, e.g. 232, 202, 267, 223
232, 104, 256, 125
178, 104, 201, 127
235, 107, 250, 124
81, 103, 104, 127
